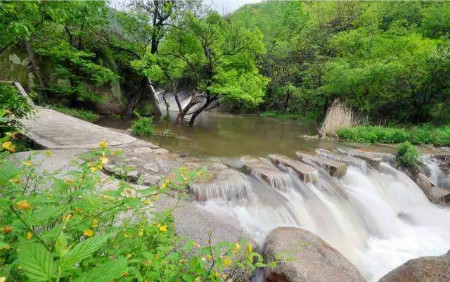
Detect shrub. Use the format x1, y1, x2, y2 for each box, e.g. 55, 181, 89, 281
52, 105, 100, 123
396, 141, 422, 175
131, 117, 155, 136
0, 144, 270, 282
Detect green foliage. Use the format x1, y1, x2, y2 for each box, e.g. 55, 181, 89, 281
336, 126, 450, 145
396, 141, 422, 173
51, 105, 100, 123
0, 145, 269, 282
131, 117, 155, 136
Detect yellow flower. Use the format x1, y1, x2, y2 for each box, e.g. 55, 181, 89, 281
144, 199, 152, 205
17, 200, 31, 211
62, 214, 72, 222
90, 166, 98, 173
159, 225, 167, 232
161, 182, 167, 189
0, 276, 6, 282
233, 243, 240, 253
44, 150, 54, 157
99, 141, 108, 149
138, 229, 144, 237
83, 229, 94, 237
100, 155, 109, 165
9, 178, 20, 184
223, 257, 232, 267
91, 219, 99, 228
2, 141, 16, 152
65, 178, 74, 185
126, 253, 133, 258
247, 242, 253, 254
26, 232, 33, 240
2, 226, 13, 234
23, 160, 32, 167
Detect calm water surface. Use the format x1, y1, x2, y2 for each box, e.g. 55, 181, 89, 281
97, 112, 380, 158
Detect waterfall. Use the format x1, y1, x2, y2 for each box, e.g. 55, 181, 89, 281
198, 153, 450, 282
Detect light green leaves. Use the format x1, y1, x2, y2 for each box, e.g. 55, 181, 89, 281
62, 234, 110, 267
18, 241, 55, 282
72, 257, 128, 282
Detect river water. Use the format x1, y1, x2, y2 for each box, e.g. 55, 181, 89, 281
98, 113, 450, 282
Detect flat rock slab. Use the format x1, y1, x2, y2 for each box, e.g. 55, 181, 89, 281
268, 154, 318, 183
316, 149, 367, 170
21, 108, 136, 149
241, 156, 291, 190
337, 147, 383, 168
296, 152, 347, 177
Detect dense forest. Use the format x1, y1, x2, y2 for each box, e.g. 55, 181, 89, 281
1, 1, 450, 125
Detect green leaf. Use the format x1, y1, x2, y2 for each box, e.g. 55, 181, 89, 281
0, 241, 10, 250
55, 232, 68, 258
18, 240, 55, 282
72, 257, 127, 282
62, 234, 109, 268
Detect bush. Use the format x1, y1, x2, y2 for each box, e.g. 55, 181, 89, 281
0, 144, 270, 282
131, 117, 155, 136
52, 105, 100, 123
336, 125, 450, 146
396, 141, 422, 175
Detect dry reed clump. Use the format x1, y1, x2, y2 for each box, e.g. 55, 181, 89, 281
319, 99, 359, 138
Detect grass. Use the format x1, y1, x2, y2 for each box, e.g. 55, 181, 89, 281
51, 105, 100, 123
336, 125, 450, 146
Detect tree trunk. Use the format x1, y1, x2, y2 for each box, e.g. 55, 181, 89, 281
188, 96, 216, 126
283, 91, 291, 112
23, 39, 45, 89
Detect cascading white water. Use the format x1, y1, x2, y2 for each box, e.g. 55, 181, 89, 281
198, 157, 450, 282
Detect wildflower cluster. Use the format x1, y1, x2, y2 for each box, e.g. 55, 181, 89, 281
0, 142, 267, 282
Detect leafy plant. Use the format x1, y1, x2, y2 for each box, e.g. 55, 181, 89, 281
131, 117, 155, 136
396, 141, 422, 175
0, 143, 271, 282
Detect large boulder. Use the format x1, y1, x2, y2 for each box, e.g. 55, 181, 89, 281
263, 227, 366, 282
415, 173, 450, 205
378, 250, 450, 282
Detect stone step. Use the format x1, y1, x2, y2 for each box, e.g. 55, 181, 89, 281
316, 149, 367, 171
337, 147, 382, 168
240, 155, 291, 190
296, 152, 347, 177
268, 154, 318, 183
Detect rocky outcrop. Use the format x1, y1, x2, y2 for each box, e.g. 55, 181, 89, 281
379, 250, 450, 282
414, 173, 450, 205
263, 227, 366, 282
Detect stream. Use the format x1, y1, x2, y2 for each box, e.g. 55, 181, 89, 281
98, 112, 450, 282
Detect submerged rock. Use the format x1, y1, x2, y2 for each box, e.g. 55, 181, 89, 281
379, 250, 450, 282
263, 227, 366, 282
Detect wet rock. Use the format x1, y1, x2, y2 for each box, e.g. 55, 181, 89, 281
337, 147, 382, 168
241, 156, 291, 190
415, 173, 450, 205
296, 152, 347, 177
263, 227, 366, 282
379, 250, 450, 282
268, 154, 318, 183
143, 162, 160, 173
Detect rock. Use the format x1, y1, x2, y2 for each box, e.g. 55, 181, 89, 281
415, 173, 450, 205
241, 155, 291, 190
148, 143, 160, 149
379, 250, 450, 282
133, 147, 153, 154
263, 227, 366, 282
337, 148, 382, 168
142, 174, 161, 186
127, 170, 140, 181
103, 164, 117, 174
191, 169, 249, 201
154, 148, 169, 154
296, 152, 347, 177
268, 154, 318, 183
316, 149, 367, 170
143, 162, 160, 173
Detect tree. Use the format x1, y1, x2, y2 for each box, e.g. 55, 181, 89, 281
135, 11, 269, 125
